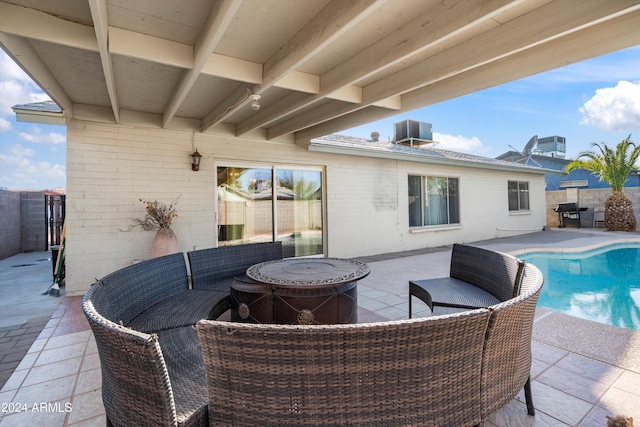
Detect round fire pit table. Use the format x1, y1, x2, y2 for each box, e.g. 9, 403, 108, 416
231, 258, 370, 325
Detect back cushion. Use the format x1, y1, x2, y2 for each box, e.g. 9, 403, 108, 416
87, 280, 115, 322
188, 242, 282, 289
450, 244, 522, 302
100, 253, 188, 325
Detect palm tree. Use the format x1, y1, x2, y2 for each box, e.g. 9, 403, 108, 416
565, 134, 639, 231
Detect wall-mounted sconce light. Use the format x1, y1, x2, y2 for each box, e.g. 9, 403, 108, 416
250, 94, 261, 110
191, 149, 202, 171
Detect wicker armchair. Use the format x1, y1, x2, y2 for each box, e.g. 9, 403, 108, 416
408, 244, 544, 419
197, 309, 492, 427
409, 244, 525, 316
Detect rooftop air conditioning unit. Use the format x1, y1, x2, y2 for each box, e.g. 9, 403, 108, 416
394, 120, 433, 147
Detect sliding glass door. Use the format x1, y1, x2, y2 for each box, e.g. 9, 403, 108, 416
217, 165, 324, 258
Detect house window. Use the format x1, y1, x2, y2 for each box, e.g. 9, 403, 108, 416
217, 166, 323, 258
508, 181, 529, 211
408, 175, 459, 227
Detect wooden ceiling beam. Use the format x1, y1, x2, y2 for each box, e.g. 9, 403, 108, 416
363, 0, 640, 103
162, 0, 242, 128
201, 0, 385, 132
88, 0, 119, 123
0, 2, 97, 51
0, 33, 74, 117
260, 0, 384, 90
274, 0, 640, 139
294, 9, 640, 144
236, 0, 524, 136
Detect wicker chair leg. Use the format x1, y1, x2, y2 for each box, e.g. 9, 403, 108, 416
106, 416, 114, 427
524, 376, 535, 416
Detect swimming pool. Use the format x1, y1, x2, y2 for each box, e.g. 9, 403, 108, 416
519, 242, 640, 331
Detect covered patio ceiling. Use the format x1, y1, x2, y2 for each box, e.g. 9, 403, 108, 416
1, 0, 640, 145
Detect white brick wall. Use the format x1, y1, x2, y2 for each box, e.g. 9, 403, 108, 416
65, 120, 547, 295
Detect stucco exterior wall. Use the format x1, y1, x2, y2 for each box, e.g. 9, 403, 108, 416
65, 120, 547, 296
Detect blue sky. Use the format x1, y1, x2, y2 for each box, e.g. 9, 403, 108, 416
1, 45, 639, 191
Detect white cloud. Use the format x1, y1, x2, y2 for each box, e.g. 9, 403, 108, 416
18, 130, 66, 144
0, 117, 11, 131
0, 144, 65, 189
579, 81, 640, 131
0, 51, 51, 117
0, 144, 36, 164
431, 132, 487, 153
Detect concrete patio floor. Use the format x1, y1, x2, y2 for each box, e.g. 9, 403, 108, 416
1, 228, 640, 426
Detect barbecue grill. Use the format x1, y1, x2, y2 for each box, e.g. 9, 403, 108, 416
553, 202, 587, 228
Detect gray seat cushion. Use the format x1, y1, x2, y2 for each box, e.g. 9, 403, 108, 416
128, 289, 229, 333
410, 277, 500, 311
156, 326, 208, 427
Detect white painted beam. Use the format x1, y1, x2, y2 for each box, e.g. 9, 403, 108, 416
294, 106, 392, 146
0, 2, 97, 52
203, 53, 262, 84
372, 96, 401, 110
0, 33, 73, 117
400, 10, 640, 113
109, 27, 193, 69
237, 0, 522, 135
363, 0, 640, 103
273, 70, 319, 94
261, 0, 384, 89
88, 0, 119, 123
162, 0, 242, 128
294, 10, 640, 144
269, 100, 365, 140
0, 0, 397, 123
204, 0, 385, 133
200, 85, 248, 131
276, 0, 640, 139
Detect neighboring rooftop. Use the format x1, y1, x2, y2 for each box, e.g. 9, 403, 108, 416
12, 100, 61, 113
310, 134, 558, 175
11, 100, 65, 125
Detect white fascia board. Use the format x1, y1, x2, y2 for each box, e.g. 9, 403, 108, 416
13, 109, 66, 126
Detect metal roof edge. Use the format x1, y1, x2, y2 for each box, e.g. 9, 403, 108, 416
11, 101, 67, 126
308, 139, 557, 175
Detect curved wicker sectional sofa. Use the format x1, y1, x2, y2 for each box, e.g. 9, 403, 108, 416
84, 242, 543, 427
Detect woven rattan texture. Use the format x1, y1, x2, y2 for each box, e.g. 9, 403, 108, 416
84, 285, 200, 426
410, 277, 500, 311
129, 289, 229, 333
188, 242, 282, 290
449, 244, 523, 302
84, 275, 210, 426
198, 310, 491, 427
100, 253, 188, 325
480, 263, 544, 421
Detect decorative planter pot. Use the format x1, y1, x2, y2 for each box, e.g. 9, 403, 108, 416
150, 228, 180, 259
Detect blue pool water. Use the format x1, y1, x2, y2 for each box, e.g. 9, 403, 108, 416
520, 243, 640, 331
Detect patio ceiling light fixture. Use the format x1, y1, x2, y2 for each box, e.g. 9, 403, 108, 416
190, 149, 202, 171
250, 94, 261, 110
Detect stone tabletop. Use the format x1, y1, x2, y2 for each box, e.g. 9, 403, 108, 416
246, 258, 370, 288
